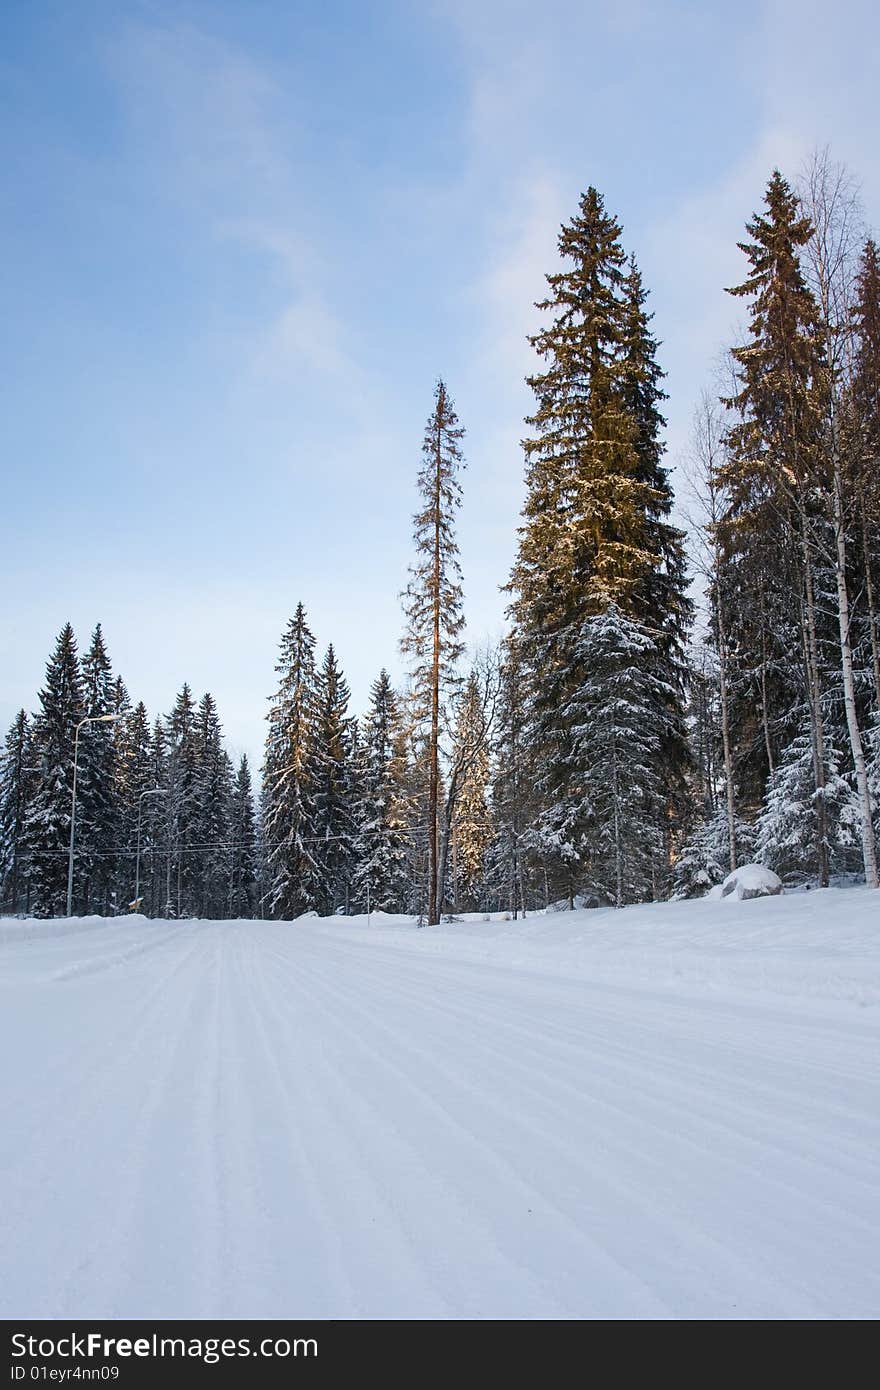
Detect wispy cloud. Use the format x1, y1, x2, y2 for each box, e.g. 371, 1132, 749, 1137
105, 19, 380, 415
107, 21, 291, 214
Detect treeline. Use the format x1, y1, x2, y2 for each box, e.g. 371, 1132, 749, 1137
0, 622, 259, 918
0, 609, 501, 921
2, 151, 880, 920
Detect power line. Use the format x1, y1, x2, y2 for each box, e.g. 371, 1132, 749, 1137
15, 827, 434, 859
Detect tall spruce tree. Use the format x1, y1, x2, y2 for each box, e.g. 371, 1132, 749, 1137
401, 379, 466, 925
192, 692, 233, 918
78, 625, 118, 913
852, 239, 880, 713
115, 700, 156, 911
229, 755, 258, 918
0, 711, 35, 915
109, 677, 134, 907
449, 671, 493, 912
150, 715, 172, 915
25, 624, 84, 917
165, 684, 199, 917
351, 671, 410, 914
717, 168, 867, 884
853, 239, 880, 455
510, 187, 689, 900
312, 645, 356, 915
262, 604, 322, 918
801, 155, 879, 889
621, 254, 693, 855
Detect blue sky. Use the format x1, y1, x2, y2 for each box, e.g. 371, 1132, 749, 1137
2, 0, 878, 767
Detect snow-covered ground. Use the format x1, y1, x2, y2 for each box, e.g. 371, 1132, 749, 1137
1, 888, 878, 1320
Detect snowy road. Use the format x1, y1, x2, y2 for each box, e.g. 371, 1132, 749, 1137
1, 898, 879, 1319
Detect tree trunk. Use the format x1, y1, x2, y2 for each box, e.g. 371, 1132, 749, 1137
436, 770, 458, 920
833, 469, 879, 885
427, 419, 442, 926
612, 738, 623, 908
759, 603, 775, 777
799, 532, 830, 888
715, 581, 738, 873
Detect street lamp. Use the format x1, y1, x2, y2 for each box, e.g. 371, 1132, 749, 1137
134, 788, 166, 912
66, 713, 122, 918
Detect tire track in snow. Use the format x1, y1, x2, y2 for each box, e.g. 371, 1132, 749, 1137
256, 934, 681, 1318
258, 929, 880, 1318
317, 937, 880, 1191
0, 928, 211, 1317
247, 930, 570, 1318
0, 925, 205, 1171
3, 919, 879, 1319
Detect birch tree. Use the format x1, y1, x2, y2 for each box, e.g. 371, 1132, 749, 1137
800, 149, 878, 887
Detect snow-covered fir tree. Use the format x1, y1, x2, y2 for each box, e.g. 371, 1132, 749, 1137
192, 692, 233, 918
229, 755, 258, 919
312, 645, 356, 915
486, 638, 533, 916
262, 604, 322, 919
755, 715, 860, 882
149, 715, 172, 915
0, 710, 35, 915
25, 624, 84, 917
509, 188, 690, 901
720, 170, 832, 881
114, 700, 156, 912
566, 605, 669, 907
672, 810, 757, 900
867, 716, 880, 842
620, 253, 693, 847
850, 240, 880, 723
77, 624, 119, 913
853, 238, 880, 441
448, 670, 494, 912
165, 684, 199, 917
351, 670, 410, 914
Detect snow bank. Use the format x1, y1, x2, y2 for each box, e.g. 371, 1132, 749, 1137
314, 885, 879, 1009
0, 913, 148, 944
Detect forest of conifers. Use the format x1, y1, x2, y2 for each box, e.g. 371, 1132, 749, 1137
3, 151, 880, 922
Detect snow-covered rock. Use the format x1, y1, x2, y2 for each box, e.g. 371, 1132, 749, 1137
720, 863, 783, 901
547, 893, 603, 913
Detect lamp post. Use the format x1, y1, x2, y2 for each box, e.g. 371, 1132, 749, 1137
135, 788, 166, 913
67, 713, 122, 918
